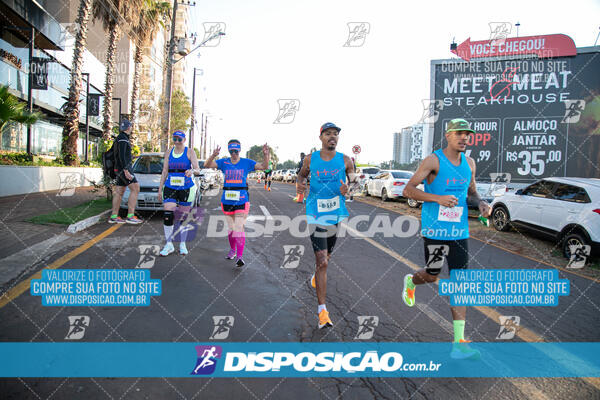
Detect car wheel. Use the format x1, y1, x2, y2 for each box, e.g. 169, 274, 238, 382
491, 206, 511, 231
382, 188, 389, 202
407, 198, 420, 208
562, 232, 589, 259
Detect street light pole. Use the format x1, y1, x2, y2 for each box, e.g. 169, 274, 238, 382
82, 72, 90, 163
190, 68, 200, 149
161, 0, 179, 152
27, 28, 35, 155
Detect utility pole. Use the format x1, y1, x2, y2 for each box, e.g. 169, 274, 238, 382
161, 0, 179, 151
190, 68, 200, 148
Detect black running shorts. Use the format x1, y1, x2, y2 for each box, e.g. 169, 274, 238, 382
423, 237, 469, 276
310, 224, 339, 254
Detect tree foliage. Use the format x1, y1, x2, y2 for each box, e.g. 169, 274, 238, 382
245, 145, 278, 166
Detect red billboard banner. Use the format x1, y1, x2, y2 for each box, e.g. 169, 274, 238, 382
451, 34, 576, 61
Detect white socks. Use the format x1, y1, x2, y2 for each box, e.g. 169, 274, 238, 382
318, 304, 327, 314
164, 224, 173, 244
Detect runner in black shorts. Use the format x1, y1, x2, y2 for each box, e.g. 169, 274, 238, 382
109, 119, 142, 224
158, 130, 201, 256
403, 119, 491, 360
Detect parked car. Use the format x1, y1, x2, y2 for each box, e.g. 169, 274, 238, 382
195, 159, 221, 188
121, 153, 205, 212
366, 170, 414, 201
273, 170, 284, 181
357, 167, 381, 194
490, 177, 600, 259
406, 183, 425, 208
283, 169, 297, 183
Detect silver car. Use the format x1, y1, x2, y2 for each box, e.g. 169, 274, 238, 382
121, 153, 206, 211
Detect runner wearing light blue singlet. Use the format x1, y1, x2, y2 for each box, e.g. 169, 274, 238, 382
296, 122, 359, 329
402, 118, 492, 360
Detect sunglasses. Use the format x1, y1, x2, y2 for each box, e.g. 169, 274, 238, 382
229, 149, 239, 154
173, 137, 184, 142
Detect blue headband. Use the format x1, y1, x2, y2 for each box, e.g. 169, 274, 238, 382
173, 130, 186, 139
228, 142, 241, 151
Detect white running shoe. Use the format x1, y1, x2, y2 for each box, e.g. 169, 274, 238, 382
160, 242, 174, 256
179, 242, 188, 255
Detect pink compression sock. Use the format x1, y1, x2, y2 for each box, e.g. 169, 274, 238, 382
227, 230, 235, 251
233, 231, 246, 258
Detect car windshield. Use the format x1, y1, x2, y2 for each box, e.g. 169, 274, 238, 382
198, 160, 205, 168
392, 171, 413, 179
362, 168, 380, 174
133, 156, 163, 174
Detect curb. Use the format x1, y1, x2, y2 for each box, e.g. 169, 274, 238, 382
66, 209, 111, 233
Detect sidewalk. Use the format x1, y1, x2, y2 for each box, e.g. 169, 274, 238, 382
0, 186, 106, 260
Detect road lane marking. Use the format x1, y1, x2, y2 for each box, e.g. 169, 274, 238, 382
260, 205, 273, 220
0, 224, 122, 309
341, 222, 600, 391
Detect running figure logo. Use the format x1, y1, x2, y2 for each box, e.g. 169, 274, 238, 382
57, 172, 81, 196
281, 245, 305, 269
418, 99, 443, 124
562, 100, 586, 123
173, 207, 205, 242
355, 316, 379, 339
488, 22, 512, 45
567, 245, 590, 269
426, 245, 449, 270
490, 172, 511, 183
191, 345, 223, 375
344, 22, 370, 47
496, 315, 521, 340
202, 22, 226, 47
136, 245, 160, 269
65, 316, 90, 340
210, 316, 234, 340
273, 99, 300, 124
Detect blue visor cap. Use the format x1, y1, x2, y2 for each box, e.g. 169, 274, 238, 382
173, 130, 186, 139
228, 142, 241, 152
320, 122, 341, 134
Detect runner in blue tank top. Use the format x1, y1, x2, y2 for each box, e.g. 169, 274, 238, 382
204, 140, 271, 268
158, 130, 201, 257
296, 122, 360, 329
403, 119, 492, 360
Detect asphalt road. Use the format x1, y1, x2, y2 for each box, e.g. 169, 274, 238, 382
1, 181, 599, 399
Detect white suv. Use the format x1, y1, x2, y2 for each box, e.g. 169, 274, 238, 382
490, 177, 600, 259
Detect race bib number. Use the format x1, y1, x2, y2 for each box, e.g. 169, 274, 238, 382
438, 206, 463, 222
170, 176, 185, 186
224, 190, 241, 201
317, 196, 340, 213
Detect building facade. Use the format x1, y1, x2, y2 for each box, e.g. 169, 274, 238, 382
0, 0, 106, 159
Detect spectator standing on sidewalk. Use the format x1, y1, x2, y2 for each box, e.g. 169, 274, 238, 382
108, 119, 142, 224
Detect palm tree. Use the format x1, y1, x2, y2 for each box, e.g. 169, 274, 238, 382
61, 0, 94, 166
92, 0, 144, 140
0, 85, 42, 132
129, 0, 170, 142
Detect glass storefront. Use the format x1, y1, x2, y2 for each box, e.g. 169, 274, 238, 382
1, 35, 103, 159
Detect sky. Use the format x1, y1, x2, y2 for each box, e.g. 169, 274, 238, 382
185, 0, 600, 165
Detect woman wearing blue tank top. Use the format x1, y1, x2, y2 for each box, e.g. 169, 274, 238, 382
204, 140, 271, 268
403, 119, 492, 360
296, 122, 360, 329
158, 130, 201, 257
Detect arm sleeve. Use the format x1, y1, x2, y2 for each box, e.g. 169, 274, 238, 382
215, 158, 224, 171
